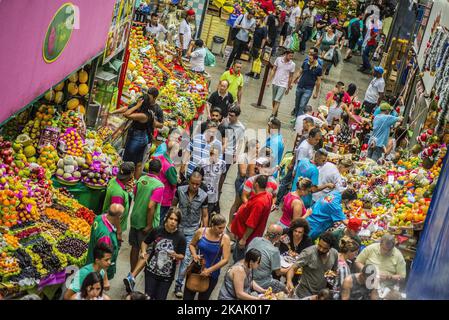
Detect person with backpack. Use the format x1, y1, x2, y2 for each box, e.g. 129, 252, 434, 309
345, 12, 364, 61
226, 10, 256, 70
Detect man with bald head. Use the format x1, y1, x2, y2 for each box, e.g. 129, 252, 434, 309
86, 204, 124, 280
355, 233, 406, 288
207, 79, 234, 118
246, 224, 289, 293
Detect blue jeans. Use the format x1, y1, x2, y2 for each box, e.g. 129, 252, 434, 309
123, 129, 149, 165
362, 45, 375, 70
300, 26, 313, 52
175, 234, 194, 289
295, 87, 313, 117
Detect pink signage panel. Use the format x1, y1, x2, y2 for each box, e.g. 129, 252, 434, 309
0, 0, 116, 124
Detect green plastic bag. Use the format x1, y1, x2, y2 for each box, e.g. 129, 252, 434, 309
290, 33, 300, 52
204, 48, 216, 67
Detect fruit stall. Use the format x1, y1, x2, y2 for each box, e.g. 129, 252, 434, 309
337, 131, 447, 271
107, 26, 209, 142
0, 67, 122, 297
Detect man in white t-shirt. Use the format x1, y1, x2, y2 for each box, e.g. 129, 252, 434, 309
294, 127, 322, 164
299, 1, 317, 53
186, 39, 206, 73
145, 13, 168, 40
295, 105, 326, 139
312, 159, 353, 202
287, 0, 301, 35
176, 9, 195, 56
266, 49, 296, 119
362, 66, 385, 114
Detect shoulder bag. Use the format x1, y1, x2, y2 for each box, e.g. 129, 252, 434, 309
185, 232, 223, 293
230, 15, 245, 41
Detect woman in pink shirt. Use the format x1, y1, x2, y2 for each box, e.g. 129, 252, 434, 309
279, 178, 313, 228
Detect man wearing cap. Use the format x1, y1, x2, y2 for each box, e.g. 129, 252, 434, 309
355, 234, 406, 288
87, 204, 124, 280
331, 218, 362, 252
102, 162, 135, 241
176, 9, 196, 56
362, 66, 385, 114
231, 175, 274, 262
368, 102, 402, 162
266, 49, 296, 119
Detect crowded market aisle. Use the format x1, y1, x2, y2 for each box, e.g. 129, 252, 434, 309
107, 52, 371, 300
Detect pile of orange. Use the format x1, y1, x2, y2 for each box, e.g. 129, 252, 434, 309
68, 218, 91, 239
44, 208, 71, 225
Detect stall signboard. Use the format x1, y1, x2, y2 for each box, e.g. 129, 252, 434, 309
102, 0, 136, 65
0, 0, 116, 125
417, 0, 449, 94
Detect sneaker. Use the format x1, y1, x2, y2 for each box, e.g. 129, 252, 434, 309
123, 273, 135, 294
254, 74, 260, 79
174, 286, 183, 299
245, 72, 254, 77
357, 67, 366, 72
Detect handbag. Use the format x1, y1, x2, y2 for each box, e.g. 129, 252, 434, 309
185, 232, 223, 293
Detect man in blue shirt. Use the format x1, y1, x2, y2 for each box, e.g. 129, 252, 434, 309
291, 149, 333, 208
307, 188, 357, 240
264, 118, 285, 167
291, 47, 322, 118
368, 102, 402, 162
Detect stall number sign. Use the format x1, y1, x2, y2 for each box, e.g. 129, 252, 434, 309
43, 3, 79, 63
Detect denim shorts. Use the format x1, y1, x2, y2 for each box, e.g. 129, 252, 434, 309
234, 175, 246, 195
123, 129, 149, 165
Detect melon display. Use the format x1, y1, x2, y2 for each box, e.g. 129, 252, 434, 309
78, 84, 89, 96
67, 98, 80, 110
78, 70, 89, 83
55, 82, 65, 91
68, 83, 79, 95
44, 90, 55, 102
69, 72, 79, 83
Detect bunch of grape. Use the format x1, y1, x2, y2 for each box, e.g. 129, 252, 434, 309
31, 239, 61, 274
57, 237, 88, 258
9, 249, 41, 281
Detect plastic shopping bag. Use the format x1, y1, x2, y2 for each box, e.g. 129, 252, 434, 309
252, 57, 262, 74
323, 47, 334, 61
204, 48, 216, 67
290, 33, 300, 52
283, 35, 293, 49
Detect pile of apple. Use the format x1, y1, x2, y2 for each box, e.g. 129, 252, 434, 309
56, 155, 82, 183
59, 128, 84, 157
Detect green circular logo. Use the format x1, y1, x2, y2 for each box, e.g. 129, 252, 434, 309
43, 3, 76, 63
